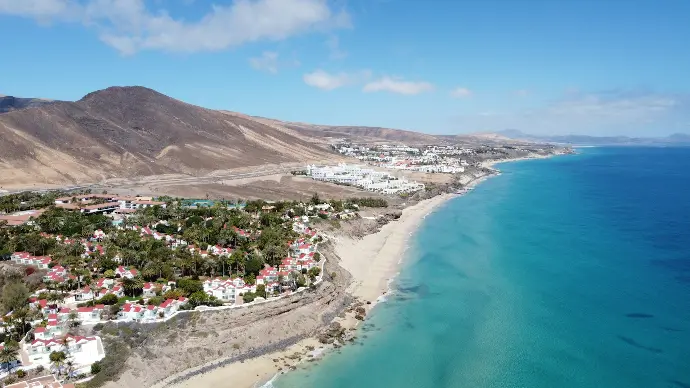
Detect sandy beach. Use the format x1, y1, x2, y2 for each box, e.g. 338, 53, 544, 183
334, 193, 456, 304
161, 193, 458, 388
161, 158, 539, 388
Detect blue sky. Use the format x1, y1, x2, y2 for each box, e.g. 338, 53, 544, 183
1, 0, 689, 136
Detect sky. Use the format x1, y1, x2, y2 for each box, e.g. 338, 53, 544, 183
0, 0, 689, 136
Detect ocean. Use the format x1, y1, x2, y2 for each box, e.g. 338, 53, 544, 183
273, 147, 690, 388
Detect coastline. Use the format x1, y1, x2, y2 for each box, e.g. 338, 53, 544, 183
160, 154, 552, 388
161, 194, 456, 388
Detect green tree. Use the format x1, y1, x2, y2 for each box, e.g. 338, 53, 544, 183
1, 280, 29, 315
67, 311, 80, 328
98, 294, 119, 305
49, 351, 67, 375
296, 274, 307, 288
242, 292, 256, 303
0, 341, 19, 374
177, 279, 203, 295
256, 284, 267, 298
122, 277, 144, 297
244, 255, 264, 276
188, 291, 209, 307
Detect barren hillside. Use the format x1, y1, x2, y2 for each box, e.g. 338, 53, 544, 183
0, 87, 335, 188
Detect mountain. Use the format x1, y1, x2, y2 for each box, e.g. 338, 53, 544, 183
0, 96, 55, 113
0, 86, 335, 188
493, 129, 690, 146
253, 118, 521, 146
248, 118, 444, 145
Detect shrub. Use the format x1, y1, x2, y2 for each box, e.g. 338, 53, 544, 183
16, 369, 26, 378
162, 289, 185, 300
242, 292, 256, 303
177, 279, 203, 295
91, 361, 102, 374
147, 296, 164, 306
98, 294, 119, 305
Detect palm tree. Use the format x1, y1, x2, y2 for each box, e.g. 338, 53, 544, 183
230, 250, 245, 275
49, 350, 67, 376
122, 277, 144, 297
11, 307, 30, 337
0, 344, 19, 374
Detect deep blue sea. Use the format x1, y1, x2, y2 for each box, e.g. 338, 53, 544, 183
273, 147, 690, 388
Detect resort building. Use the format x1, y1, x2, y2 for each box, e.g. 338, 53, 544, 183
25, 335, 105, 368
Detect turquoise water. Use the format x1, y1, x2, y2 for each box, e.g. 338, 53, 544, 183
274, 147, 690, 388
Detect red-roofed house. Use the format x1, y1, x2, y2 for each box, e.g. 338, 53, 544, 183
76, 305, 105, 323
26, 334, 105, 367
142, 282, 160, 298
115, 266, 138, 279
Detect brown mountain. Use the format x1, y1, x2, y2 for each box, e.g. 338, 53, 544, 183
249, 117, 445, 145
0, 86, 335, 188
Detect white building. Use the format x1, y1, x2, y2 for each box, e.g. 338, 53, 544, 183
25, 335, 105, 368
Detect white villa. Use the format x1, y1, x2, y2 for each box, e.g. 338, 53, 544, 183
26, 335, 105, 368
203, 278, 256, 303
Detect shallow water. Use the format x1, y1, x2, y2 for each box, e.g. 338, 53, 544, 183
273, 147, 690, 388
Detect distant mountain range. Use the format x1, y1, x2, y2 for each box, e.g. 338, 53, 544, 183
494, 129, 690, 146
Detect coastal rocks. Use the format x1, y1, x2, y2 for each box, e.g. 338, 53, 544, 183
317, 322, 346, 344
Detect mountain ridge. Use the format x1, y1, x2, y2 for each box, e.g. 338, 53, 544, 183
0, 95, 56, 113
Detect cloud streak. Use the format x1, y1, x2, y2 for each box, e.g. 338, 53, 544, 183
0, 0, 350, 55
363, 76, 434, 95
303, 69, 371, 90
451, 90, 690, 136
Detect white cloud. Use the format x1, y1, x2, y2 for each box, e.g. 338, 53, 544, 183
451, 90, 690, 136
326, 35, 347, 59
363, 76, 434, 95
0, 0, 351, 54
450, 87, 472, 98
0, 0, 81, 21
303, 69, 370, 90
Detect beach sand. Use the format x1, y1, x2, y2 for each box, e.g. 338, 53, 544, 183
334, 193, 456, 304
163, 160, 535, 388
163, 193, 458, 388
